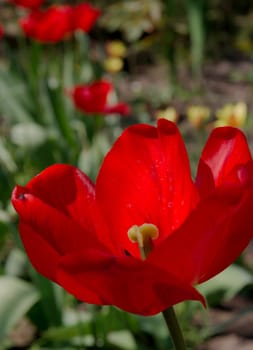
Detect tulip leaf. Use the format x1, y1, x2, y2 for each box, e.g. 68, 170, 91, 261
199, 264, 253, 304
108, 330, 137, 349
0, 138, 17, 173
41, 307, 137, 347
0, 276, 40, 343
0, 69, 32, 122
4, 248, 28, 277
10, 122, 48, 148
42, 327, 137, 349
29, 268, 64, 329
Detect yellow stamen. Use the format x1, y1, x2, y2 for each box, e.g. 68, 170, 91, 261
127, 223, 159, 260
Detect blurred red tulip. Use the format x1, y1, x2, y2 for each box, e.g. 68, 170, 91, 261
71, 3, 101, 32
20, 2, 100, 43
20, 6, 72, 43
0, 25, 4, 39
70, 80, 130, 116
12, 120, 253, 315
9, 0, 44, 9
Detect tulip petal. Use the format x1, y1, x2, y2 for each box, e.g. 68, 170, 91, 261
9, 0, 44, 9
57, 249, 205, 316
149, 169, 253, 285
71, 80, 131, 116
72, 81, 111, 114
24, 164, 96, 235
196, 127, 252, 196
19, 222, 60, 281
71, 3, 100, 32
96, 119, 199, 258
104, 102, 131, 116
11, 184, 104, 256
20, 6, 72, 43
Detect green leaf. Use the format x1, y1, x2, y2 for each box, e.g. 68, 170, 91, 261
0, 276, 40, 343
10, 122, 48, 148
108, 330, 137, 350
0, 138, 17, 173
0, 69, 32, 122
4, 248, 28, 277
199, 264, 253, 303
185, 0, 205, 77
30, 269, 64, 328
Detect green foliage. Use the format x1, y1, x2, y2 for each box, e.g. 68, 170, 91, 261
99, 0, 163, 42
0, 276, 39, 345
199, 264, 253, 306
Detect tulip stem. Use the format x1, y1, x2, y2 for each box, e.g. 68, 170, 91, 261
162, 307, 187, 350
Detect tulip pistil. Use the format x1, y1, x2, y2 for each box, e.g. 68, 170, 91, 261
127, 223, 159, 260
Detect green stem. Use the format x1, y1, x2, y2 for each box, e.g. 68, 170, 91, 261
162, 307, 187, 350
185, 0, 205, 78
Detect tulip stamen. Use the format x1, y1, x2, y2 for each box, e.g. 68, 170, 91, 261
127, 223, 159, 260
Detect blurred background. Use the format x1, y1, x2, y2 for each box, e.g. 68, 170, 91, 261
1, 0, 253, 349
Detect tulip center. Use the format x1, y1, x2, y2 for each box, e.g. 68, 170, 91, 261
127, 223, 159, 260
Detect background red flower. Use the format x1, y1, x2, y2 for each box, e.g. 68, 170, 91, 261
9, 0, 44, 9
70, 80, 130, 116
20, 6, 73, 43
71, 3, 101, 33
0, 25, 4, 39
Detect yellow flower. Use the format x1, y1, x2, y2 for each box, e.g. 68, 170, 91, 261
103, 57, 124, 73
215, 102, 247, 127
186, 105, 210, 129
105, 40, 127, 58
156, 107, 178, 123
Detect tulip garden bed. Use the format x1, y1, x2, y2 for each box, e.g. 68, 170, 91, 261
1, 1, 253, 350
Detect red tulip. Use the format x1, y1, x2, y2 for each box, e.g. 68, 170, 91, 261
19, 2, 100, 43
71, 3, 101, 33
0, 25, 4, 39
11, 119, 253, 315
70, 80, 131, 116
9, 0, 44, 9
20, 6, 73, 43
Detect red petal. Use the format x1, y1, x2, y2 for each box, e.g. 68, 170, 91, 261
19, 222, 60, 281
24, 164, 96, 235
149, 167, 253, 285
72, 80, 111, 114
71, 3, 101, 32
9, 0, 44, 8
104, 102, 131, 116
0, 25, 4, 39
57, 249, 205, 316
11, 163, 110, 257
96, 119, 199, 258
196, 127, 252, 197
12, 186, 100, 255
20, 6, 72, 43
